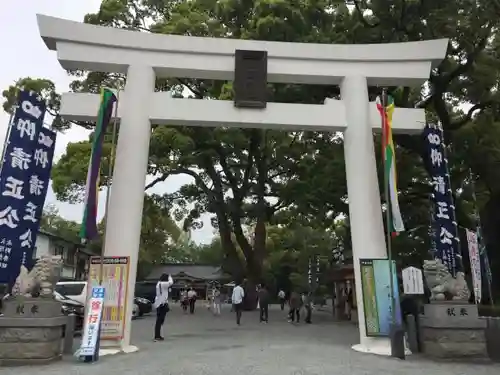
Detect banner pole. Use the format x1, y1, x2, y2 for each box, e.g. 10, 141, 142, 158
99, 88, 120, 287
380, 90, 395, 313
84, 88, 120, 363
381, 89, 405, 359
0, 111, 15, 174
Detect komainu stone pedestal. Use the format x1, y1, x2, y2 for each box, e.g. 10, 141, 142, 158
420, 303, 488, 362
0, 298, 66, 366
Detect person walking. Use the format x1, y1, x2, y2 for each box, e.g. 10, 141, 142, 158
344, 285, 353, 320
231, 281, 245, 325
278, 289, 286, 310
212, 286, 222, 316
180, 289, 188, 313
303, 292, 312, 324
258, 284, 270, 323
187, 287, 197, 314
153, 273, 174, 341
288, 290, 302, 323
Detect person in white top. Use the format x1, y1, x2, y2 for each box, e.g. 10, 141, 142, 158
154, 273, 173, 341
187, 288, 197, 314
231, 281, 245, 325
212, 286, 222, 316
278, 289, 286, 310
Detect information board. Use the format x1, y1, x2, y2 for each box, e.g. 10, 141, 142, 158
360, 258, 402, 337
87, 256, 130, 340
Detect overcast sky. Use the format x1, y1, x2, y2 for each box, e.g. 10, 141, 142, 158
0, 0, 215, 244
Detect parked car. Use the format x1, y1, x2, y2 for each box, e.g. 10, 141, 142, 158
134, 297, 152, 317
132, 301, 139, 319
55, 281, 87, 305
54, 291, 84, 335
135, 281, 156, 302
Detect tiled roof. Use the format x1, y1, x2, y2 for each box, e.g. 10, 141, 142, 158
146, 264, 228, 281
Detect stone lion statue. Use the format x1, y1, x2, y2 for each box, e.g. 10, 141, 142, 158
423, 258, 470, 301
11, 255, 63, 298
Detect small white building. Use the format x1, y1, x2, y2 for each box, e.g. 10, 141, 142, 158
33, 230, 93, 280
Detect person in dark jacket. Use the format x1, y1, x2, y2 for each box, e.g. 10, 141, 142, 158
258, 284, 270, 323
303, 292, 312, 324
288, 291, 302, 323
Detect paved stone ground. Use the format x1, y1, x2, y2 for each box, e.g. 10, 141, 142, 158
3, 304, 499, 375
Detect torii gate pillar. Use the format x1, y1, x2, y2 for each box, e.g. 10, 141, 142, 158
37, 14, 448, 356
341, 75, 388, 354
103, 65, 155, 351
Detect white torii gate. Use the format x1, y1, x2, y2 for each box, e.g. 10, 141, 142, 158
37, 14, 447, 356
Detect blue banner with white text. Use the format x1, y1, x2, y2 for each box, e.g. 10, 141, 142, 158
23, 127, 57, 268
423, 123, 459, 276
0, 90, 48, 284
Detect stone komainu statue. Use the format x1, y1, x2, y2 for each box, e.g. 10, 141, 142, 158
11, 255, 63, 298
422, 259, 470, 302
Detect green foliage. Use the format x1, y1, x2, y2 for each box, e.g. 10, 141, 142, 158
1, 77, 71, 130
263, 224, 341, 293
40, 204, 82, 244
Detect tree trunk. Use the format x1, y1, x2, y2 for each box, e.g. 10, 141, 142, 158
215, 206, 245, 280
243, 278, 258, 311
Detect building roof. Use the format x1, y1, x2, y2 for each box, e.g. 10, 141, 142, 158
39, 229, 79, 245
38, 230, 94, 255
146, 264, 228, 281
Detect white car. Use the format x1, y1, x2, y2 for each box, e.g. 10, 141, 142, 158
55, 281, 87, 305
55, 281, 141, 319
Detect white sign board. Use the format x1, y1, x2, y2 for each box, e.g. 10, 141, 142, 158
79, 286, 105, 357
402, 266, 424, 295
466, 229, 482, 304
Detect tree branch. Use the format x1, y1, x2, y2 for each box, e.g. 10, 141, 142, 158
399, 0, 407, 32
269, 170, 291, 180
213, 145, 240, 193
450, 101, 495, 130
177, 78, 204, 98
270, 199, 285, 213
443, 34, 489, 86
400, 86, 411, 108
240, 131, 259, 197
415, 95, 433, 109
353, 0, 380, 28
145, 168, 212, 196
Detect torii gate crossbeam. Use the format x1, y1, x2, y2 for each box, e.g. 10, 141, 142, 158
60, 93, 425, 133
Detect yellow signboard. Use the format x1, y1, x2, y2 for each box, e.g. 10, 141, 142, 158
87, 256, 130, 340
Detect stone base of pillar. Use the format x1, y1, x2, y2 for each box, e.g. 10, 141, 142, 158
352, 338, 392, 356
98, 345, 139, 357
420, 303, 489, 362
0, 299, 66, 366
352, 337, 411, 357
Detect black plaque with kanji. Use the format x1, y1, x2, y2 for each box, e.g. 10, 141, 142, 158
234, 49, 268, 108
